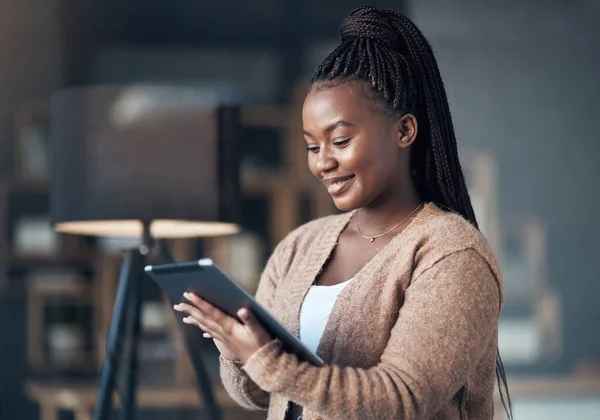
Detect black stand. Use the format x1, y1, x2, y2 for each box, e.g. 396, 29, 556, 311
94, 223, 222, 420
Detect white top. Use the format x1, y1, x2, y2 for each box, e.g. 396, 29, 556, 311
299, 278, 353, 354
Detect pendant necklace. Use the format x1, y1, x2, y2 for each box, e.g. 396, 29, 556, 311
356, 203, 424, 243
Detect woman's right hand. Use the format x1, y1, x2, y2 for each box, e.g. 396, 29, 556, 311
181, 308, 240, 361
203, 332, 239, 362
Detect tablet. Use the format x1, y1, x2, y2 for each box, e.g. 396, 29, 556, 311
144, 258, 324, 367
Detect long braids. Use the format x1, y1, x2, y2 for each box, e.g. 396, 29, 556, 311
311, 5, 512, 419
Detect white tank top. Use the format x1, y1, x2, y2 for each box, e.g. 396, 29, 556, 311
299, 278, 353, 354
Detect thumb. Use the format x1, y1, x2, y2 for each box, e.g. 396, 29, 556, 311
238, 308, 260, 330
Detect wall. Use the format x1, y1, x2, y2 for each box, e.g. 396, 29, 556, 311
408, 0, 600, 370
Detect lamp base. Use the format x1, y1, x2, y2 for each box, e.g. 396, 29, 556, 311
93, 240, 222, 420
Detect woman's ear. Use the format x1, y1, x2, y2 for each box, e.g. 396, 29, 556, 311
397, 113, 418, 149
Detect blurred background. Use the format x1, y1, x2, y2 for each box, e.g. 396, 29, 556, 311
0, 0, 599, 419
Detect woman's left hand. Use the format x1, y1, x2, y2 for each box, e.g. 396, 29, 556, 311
173, 292, 273, 364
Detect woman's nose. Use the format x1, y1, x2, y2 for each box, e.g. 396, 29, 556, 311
316, 148, 337, 172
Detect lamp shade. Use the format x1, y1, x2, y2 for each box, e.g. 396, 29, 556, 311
49, 85, 241, 238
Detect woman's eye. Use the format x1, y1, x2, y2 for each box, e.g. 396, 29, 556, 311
333, 138, 351, 147
306, 146, 320, 154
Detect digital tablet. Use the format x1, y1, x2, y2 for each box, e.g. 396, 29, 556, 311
144, 258, 324, 367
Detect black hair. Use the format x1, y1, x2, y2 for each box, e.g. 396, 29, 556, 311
310, 5, 512, 419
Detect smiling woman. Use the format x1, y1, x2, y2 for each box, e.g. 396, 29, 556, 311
302, 84, 420, 213
175, 5, 512, 420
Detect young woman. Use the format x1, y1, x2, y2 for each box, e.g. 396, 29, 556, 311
174, 5, 512, 420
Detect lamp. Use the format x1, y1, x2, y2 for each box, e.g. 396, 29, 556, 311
49, 84, 242, 420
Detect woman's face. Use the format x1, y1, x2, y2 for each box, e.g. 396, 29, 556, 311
302, 82, 415, 212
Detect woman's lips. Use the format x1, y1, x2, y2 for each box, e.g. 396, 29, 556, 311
322, 175, 356, 196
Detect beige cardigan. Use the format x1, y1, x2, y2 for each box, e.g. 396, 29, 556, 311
220, 203, 504, 420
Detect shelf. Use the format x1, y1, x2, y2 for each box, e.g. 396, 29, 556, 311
24, 380, 242, 409
29, 286, 94, 301
32, 351, 98, 373
7, 252, 93, 270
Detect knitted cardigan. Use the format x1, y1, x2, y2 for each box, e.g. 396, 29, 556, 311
219, 202, 504, 420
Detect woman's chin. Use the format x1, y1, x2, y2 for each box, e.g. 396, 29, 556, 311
331, 195, 361, 213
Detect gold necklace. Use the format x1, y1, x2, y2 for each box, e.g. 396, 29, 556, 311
356, 203, 424, 242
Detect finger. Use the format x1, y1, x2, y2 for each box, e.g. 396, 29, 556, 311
184, 293, 226, 320
238, 308, 262, 331
183, 316, 226, 341
176, 302, 231, 337
182, 311, 220, 335
173, 302, 206, 320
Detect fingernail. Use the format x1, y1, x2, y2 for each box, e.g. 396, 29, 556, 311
183, 292, 191, 298
173, 304, 180, 310
183, 317, 191, 324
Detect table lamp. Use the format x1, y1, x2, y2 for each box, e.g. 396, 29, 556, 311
49, 84, 242, 420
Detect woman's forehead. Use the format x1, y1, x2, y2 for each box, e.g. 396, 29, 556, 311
303, 84, 375, 125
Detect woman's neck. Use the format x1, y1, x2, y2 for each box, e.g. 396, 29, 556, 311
354, 184, 423, 235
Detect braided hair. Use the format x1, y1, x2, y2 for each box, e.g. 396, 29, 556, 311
311, 5, 512, 419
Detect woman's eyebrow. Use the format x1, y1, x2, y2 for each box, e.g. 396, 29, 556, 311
303, 120, 355, 138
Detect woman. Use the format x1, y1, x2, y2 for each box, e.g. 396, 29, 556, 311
174, 5, 512, 420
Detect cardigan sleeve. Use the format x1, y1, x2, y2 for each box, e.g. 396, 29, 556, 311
218, 235, 291, 410
240, 248, 502, 419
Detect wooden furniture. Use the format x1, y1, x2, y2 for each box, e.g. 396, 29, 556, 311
25, 381, 265, 420
27, 277, 96, 370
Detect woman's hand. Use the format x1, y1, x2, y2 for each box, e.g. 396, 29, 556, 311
173, 292, 273, 365
205, 336, 239, 362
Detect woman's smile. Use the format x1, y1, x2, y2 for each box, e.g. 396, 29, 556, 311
322, 174, 356, 196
